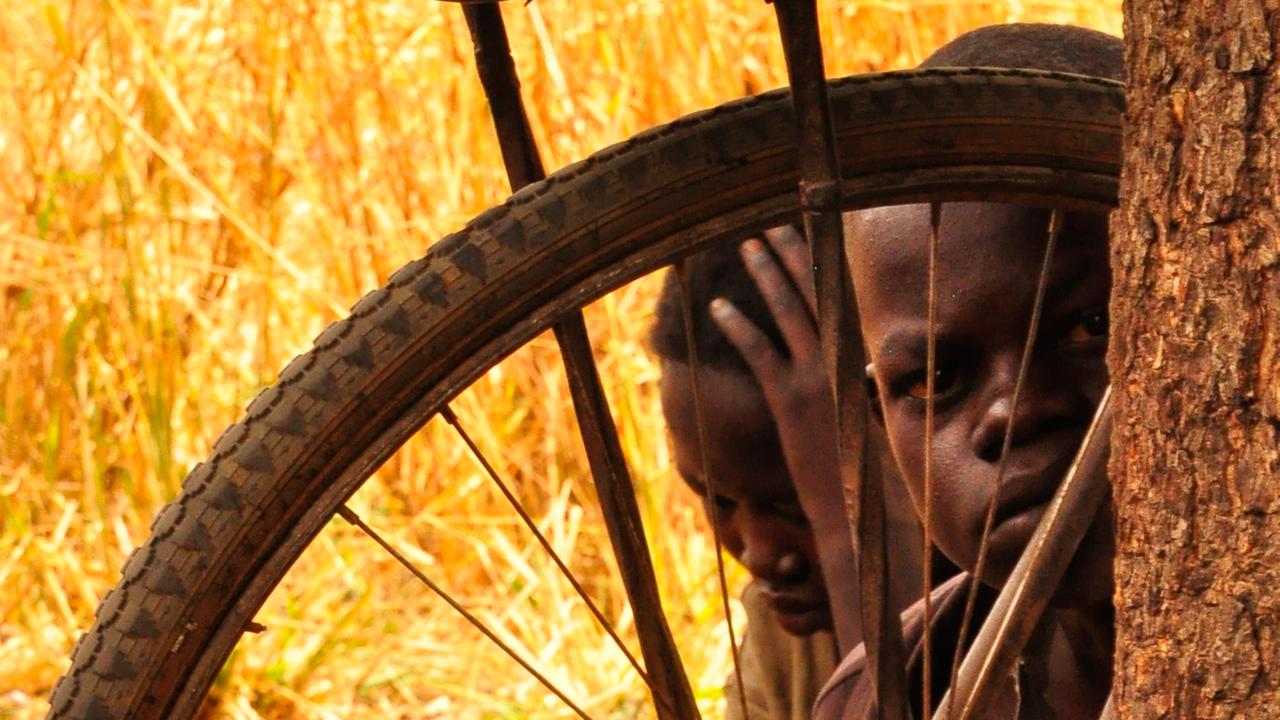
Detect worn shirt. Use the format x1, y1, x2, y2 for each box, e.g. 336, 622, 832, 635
812, 574, 1004, 720
723, 581, 840, 720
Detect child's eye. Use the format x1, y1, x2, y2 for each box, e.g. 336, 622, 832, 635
765, 503, 810, 526
708, 495, 737, 514
1066, 311, 1108, 343
905, 366, 958, 400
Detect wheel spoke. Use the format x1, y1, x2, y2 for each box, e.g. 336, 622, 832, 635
934, 389, 1113, 720
674, 260, 750, 720
944, 209, 1061, 718
855, 425, 911, 720
460, 6, 693, 717
439, 404, 655, 690
555, 314, 701, 720
921, 202, 943, 720
935, 209, 1073, 720
336, 504, 594, 720
771, 1, 909, 717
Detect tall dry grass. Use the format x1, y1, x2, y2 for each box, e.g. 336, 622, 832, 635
1, 1, 1120, 717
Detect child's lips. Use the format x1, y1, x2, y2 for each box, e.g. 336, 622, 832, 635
993, 453, 1077, 529
763, 591, 833, 636
760, 589, 827, 617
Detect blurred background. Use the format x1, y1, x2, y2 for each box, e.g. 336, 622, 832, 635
0, 1, 1120, 717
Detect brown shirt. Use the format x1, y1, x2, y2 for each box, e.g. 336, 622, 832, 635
724, 581, 840, 720
812, 574, 995, 720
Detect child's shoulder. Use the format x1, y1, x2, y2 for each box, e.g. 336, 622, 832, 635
728, 580, 840, 720
811, 573, 972, 720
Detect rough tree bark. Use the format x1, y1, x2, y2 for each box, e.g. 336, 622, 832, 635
1111, 1, 1280, 717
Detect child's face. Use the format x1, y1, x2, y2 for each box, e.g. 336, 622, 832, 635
847, 203, 1114, 605
659, 361, 832, 636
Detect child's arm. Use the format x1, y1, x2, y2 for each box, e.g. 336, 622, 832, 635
709, 226, 864, 655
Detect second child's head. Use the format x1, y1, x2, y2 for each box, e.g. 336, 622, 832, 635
847, 23, 1124, 607
651, 243, 832, 637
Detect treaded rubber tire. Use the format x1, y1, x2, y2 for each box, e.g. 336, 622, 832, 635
48, 68, 1123, 719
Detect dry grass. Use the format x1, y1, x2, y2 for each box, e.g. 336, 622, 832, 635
0, 1, 1120, 717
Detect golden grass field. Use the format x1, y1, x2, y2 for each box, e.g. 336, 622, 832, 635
1, 1, 1120, 717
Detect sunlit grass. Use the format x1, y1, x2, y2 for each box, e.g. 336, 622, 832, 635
0, 1, 1120, 717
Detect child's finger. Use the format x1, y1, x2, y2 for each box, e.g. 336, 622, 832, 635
739, 239, 820, 361
762, 225, 819, 319
709, 297, 782, 386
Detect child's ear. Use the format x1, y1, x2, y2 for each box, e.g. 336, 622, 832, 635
865, 362, 885, 426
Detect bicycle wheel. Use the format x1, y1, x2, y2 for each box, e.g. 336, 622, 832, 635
47, 68, 1122, 720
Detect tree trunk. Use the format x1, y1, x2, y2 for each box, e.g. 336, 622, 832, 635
1111, 1, 1280, 716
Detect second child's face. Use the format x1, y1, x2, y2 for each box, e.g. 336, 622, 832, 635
660, 361, 833, 636
847, 203, 1113, 605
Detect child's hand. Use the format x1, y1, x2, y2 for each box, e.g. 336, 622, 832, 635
709, 226, 836, 516
710, 226, 864, 651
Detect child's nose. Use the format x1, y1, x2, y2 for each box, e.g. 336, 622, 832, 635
969, 362, 1079, 463
737, 513, 806, 584
717, 517, 746, 562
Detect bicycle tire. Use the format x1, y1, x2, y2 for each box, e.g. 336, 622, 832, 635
48, 68, 1123, 720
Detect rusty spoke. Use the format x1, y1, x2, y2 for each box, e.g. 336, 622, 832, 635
922, 202, 943, 720
935, 388, 1113, 720
337, 504, 593, 720
675, 259, 750, 720
931, 210, 1116, 720
554, 316, 698, 720
440, 406, 653, 688
771, 0, 909, 717
460, 6, 695, 716
943, 209, 1063, 719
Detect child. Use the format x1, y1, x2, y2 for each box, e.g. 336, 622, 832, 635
651, 226, 927, 720
812, 24, 1122, 720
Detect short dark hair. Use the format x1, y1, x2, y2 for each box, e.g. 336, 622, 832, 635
919, 23, 1122, 80
650, 241, 792, 374
651, 24, 1122, 374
